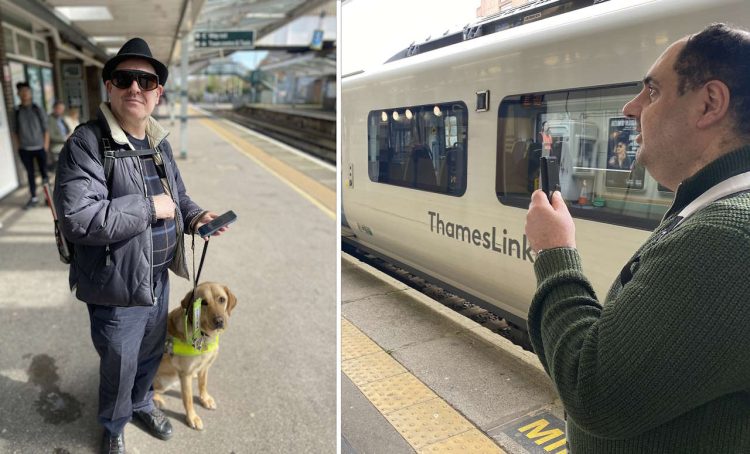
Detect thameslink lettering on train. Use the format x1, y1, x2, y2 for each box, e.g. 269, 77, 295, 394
428, 211, 534, 263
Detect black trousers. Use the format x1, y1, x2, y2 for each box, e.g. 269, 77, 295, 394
86, 273, 169, 435
19, 148, 48, 198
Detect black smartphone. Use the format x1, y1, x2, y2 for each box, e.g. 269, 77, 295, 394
198, 210, 237, 238
539, 156, 560, 201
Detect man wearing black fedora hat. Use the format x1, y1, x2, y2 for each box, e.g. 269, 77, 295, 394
53, 37, 228, 453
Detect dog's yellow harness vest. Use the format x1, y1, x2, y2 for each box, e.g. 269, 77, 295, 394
166, 334, 219, 357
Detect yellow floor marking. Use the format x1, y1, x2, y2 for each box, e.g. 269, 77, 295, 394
341, 350, 407, 385
359, 372, 438, 414
389, 399, 476, 449
195, 114, 335, 219
342, 319, 382, 361
342, 318, 507, 453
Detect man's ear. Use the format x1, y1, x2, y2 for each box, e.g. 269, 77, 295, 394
696, 80, 731, 130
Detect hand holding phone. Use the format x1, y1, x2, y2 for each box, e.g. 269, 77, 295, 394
197, 210, 237, 238
540, 156, 560, 202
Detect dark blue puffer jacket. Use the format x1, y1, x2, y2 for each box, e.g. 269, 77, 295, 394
53, 103, 203, 307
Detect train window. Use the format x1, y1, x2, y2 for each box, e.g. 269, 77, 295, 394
496, 83, 675, 230
367, 101, 468, 196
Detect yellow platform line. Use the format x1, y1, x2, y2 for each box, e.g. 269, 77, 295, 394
342, 318, 506, 453
194, 113, 336, 219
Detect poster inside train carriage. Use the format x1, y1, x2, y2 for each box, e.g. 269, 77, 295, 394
606, 117, 645, 189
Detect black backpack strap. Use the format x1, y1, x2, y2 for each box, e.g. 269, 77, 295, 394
86, 120, 111, 181
84, 118, 159, 185
113, 148, 158, 158
84, 120, 117, 185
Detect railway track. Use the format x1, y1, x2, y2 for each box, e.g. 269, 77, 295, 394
342, 238, 534, 352
213, 105, 336, 164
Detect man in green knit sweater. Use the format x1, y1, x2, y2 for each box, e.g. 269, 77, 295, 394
525, 24, 749, 453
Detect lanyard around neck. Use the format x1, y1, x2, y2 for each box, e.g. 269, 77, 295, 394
674, 170, 750, 226
620, 171, 750, 287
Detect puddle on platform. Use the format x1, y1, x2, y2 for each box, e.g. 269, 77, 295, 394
27, 354, 82, 424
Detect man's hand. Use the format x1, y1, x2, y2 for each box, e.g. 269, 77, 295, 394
152, 194, 176, 220
525, 190, 576, 253
194, 211, 229, 237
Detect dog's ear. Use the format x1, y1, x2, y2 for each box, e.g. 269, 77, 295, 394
181, 290, 194, 309
224, 286, 237, 315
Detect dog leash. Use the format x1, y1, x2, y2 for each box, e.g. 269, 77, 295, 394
185, 233, 210, 350
190, 233, 210, 300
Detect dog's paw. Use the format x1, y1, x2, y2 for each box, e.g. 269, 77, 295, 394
199, 394, 217, 410
153, 394, 165, 409
187, 413, 204, 430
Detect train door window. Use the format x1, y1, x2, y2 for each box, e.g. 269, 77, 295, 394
496, 83, 675, 230
367, 101, 467, 196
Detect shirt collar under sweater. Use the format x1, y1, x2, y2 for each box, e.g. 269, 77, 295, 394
663, 144, 750, 220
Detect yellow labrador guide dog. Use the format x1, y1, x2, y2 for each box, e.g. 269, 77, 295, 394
153, 282, 237, 430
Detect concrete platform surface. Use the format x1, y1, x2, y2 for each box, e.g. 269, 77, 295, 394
341, 253, 566, 454
0, 110, 336, 453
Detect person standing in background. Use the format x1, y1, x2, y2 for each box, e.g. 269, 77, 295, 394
13, 81, 49, 208
64, 105, 80, 132
48, 100, 71, 172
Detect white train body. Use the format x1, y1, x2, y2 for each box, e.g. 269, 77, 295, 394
342, 0, 750, 326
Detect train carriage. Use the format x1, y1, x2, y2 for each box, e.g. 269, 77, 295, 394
342, 0, 750, 329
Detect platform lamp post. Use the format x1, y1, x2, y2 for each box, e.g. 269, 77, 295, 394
179, 31, 189, 159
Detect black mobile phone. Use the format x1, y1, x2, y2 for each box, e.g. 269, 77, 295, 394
540, 156, 560, 201
198, 210, 237, 238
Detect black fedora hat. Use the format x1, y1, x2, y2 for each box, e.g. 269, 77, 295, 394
102, 37, 168, 85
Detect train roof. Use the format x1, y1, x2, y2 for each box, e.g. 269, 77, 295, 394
385, 0, 608, 64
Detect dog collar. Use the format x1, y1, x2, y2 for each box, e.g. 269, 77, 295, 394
166, 334, 219, 357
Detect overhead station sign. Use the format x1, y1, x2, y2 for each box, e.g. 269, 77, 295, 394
194, 31, 254, 49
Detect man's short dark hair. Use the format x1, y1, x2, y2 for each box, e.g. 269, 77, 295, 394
674, 23, 750, 138
16, 82, 30, 90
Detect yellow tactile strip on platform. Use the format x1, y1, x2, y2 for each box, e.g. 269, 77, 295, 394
342, 350, 407, 384
342, 318, 507, 453
360, 373, 438, 414
196, 114, 335, 218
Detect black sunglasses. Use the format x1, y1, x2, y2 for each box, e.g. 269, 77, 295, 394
110, 69, 159, 91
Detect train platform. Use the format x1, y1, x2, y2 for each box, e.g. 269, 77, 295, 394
202, 103, 336, 164
242, 104, 336, 122
0, 108, 336, 453
341, 253, 566, 454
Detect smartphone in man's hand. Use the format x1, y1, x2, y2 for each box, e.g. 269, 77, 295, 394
540, 156, 560, 202
198, 210, 237, 238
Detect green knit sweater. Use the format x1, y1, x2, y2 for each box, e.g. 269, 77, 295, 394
528, 145, 750, 453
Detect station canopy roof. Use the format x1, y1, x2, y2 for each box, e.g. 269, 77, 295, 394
2, 0, 333, 70
189, 0, 336, 71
